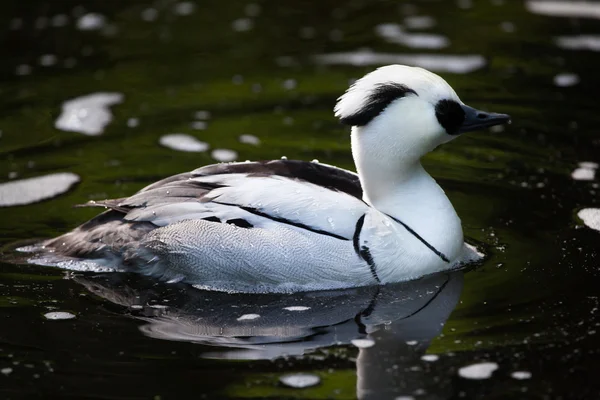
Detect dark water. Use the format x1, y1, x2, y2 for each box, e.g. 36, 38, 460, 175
1, 0, 600, 398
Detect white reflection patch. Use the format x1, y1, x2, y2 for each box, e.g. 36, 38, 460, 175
526, 1, 600, 19
0, 172, 80, 207
556, 35, 600, 51
159, 134, 209, 152
279, 373, 320, 388
571, 162, 598, 181
376, 23, 449, 49
554, 73, 579, 87
212, 149, 238, 162
76, 13, 106, 31
458, 362, 498, 379
315, 50, 486, 73
578, 208, 600, 232
55, 92, 124, 136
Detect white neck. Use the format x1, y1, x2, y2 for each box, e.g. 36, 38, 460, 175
351, 126, 463, 259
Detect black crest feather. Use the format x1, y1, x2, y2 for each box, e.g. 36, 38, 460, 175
339, 82, 417, 127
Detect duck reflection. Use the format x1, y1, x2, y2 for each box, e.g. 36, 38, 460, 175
74, 271, 463, 399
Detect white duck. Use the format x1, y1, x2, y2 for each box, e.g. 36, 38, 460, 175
36, 65, 510, 293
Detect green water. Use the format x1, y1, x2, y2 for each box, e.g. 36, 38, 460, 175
1, 1, 600, 399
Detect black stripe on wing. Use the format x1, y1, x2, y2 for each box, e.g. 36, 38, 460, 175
212, 201, 349, 241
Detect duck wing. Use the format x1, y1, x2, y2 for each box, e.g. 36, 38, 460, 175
102, 160, 368, 240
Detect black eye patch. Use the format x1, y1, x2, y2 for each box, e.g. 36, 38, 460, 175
340, 82, 417, 127
435, 99, 465, 135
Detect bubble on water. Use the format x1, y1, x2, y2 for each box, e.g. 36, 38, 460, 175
55, 92, 124, 135
500, 21, 516, 33
554, 73, 579, 87
232, 18, 253, 32
141, 8, 158, 22
0, 173, 80, 207
239, 134, 260, 145
1, 368, 13, 375
191, 121, 207, 130
39, 54, 58, 67
245, 4, 261, 17
421, 354, 439, 362
159, 134, 209, 152
77, 13, 106, 31
511, 371, 532, 380
15, 65, 32, 76
351, 339, 375, 348
194, 110, 211, 120
404, 16, 435, 29
212, 149, 238, 162
283, 306, 310, 311
236, 313, 260, 321
458, 362, 498, 379
174, 2, 195, 16
279, 373, 320, 388
127, 118, 140, 128
51, 14, 69, 27
282, 79, 297, 90
44, 312, 76, 320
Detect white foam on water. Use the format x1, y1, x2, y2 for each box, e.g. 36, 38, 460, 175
458, 362, 498, 379
174, 2, 196, 16
279, 373, 320, 388
571, 162, 597, 181
553, 73, 579, 87
421, 354, 439, 362
141, 8, 158, 22
15, 64, 31, 76
314, 50, 486, 73
511, 371, 532, 380
191, 121, 207, 130
1, 368, 13, 375
0, 172, 80, 207
283, 306, 310, 311
232, 18, 253, 32
44, 312, 76, 320
159, 134, 209, 152
212, 149, 238, 162
404, 16, 435, 30
556, 35, 600, 51
526, 1, 600, 19
375, 23, 449, 49
193, 110, 211, 120
76, 13, 106, 31
578, 208, 600, 232
239, 134, 260, 145
39, 54, 57, 67
351, 338, 375, 348
236, 313, 260, 321
55, 92, 124, 136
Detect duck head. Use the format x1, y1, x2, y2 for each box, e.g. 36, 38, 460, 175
335, 65, 511, 175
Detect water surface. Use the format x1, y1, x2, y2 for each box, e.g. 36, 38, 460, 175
1, 1, 600, 398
